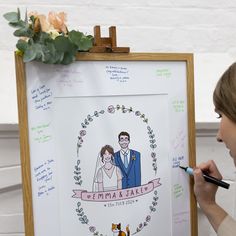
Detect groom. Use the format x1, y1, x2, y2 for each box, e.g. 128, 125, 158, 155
114, 131, 141, 189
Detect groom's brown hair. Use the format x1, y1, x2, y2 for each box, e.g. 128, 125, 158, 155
118, 131, 130, 141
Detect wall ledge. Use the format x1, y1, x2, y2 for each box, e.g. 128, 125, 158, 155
0, 124, 19, 139
0, 122, 219, 138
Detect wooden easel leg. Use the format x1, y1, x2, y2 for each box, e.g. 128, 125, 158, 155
94, 25, 101, 46
109, 26, 117, 48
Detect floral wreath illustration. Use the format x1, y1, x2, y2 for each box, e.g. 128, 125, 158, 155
73, 104, 160, 236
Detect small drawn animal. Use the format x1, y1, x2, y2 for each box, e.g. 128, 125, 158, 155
112, 223, 130, 236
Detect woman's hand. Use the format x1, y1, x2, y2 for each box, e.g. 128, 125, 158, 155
193, 160, 228, 232
193, 160, 222, 209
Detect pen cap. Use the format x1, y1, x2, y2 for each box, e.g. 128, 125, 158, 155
186, 167, 194, 175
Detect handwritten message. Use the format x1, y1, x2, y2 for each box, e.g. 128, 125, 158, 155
156, 68, 171, 79
173, 211, 189, 224
55, 68, 83, 87
31, 123, 52, 143
106, 65, 129, 82
173, 184, 184, 199
172, 100, 184, 112
57, 77, 84, 87
171, 129, 186, 150
172, 155, 184, 168
31, 85, 52, 111
33, 159, 55, 198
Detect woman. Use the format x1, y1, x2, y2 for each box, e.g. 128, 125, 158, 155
194, 62, 236, 236
96, 145, 122, 192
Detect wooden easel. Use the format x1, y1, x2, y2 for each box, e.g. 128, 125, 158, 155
89, 26, 130, 53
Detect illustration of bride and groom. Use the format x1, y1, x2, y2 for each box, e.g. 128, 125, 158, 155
93, 131, 141, 192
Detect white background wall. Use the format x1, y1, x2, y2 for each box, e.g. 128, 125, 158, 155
0, 1, 236, 236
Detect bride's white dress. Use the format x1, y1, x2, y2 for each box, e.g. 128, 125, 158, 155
92, 152, 122, 192
97, 165, 121, 191
100, 166, 118, 191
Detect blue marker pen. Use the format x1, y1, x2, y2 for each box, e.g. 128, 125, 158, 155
179, 166, 230, 189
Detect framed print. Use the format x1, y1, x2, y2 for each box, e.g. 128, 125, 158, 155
15, 52, 197, 236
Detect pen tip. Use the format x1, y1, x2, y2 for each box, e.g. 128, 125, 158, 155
179, 166, 185, 170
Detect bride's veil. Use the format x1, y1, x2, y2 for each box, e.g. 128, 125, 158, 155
92, 151, 104, 192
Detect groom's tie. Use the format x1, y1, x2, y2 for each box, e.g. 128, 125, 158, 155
124, 152, 129, 169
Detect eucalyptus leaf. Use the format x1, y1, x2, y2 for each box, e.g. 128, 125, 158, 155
40, 45, 51, 63
87, 34, 93, 40
29, 15, 35, 23
23, 45, 37, 62
32, 43, 43, 61
54, 51, 64, 64
61, 52, 75, 65
16, 39, 28, 52
3, 12, 19, 23
14, 27, 33, 37
78, 35, 93, 51
9, 20, 27, 28
42, 42, 63, 64
68, 30, 83, 46
24, 9, 28, 25
28, 38, 34, 45
54, 36, 74, 52
39, 32, 52, 42
17, 8, 21, 21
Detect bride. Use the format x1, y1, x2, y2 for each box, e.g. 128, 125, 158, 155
93, 145, 122, 192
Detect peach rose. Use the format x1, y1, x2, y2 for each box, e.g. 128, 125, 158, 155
48, 12, 67, 34
37, 14, 51, 33
33, 17, 41, 33
28, 11, 38, 18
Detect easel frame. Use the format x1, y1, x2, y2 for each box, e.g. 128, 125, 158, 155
15, 52, 197, 236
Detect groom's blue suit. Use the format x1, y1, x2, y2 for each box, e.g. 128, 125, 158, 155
114, 149, 141, 189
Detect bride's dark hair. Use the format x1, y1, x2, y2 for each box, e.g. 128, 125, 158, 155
100, 145, 114, 162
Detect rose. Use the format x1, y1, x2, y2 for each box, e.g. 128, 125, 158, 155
34, 14, 51, 33
29, 11, 67, 34
48, 12, 67, 34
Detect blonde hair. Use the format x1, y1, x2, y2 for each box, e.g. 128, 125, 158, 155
213, 62, 236, 123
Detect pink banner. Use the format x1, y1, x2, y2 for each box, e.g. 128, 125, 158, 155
72, 178, 161, 202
